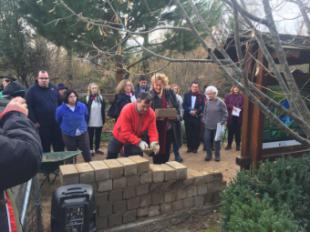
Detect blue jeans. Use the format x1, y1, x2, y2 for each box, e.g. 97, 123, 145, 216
204, 128, 221, 159
173, 142, 181, 160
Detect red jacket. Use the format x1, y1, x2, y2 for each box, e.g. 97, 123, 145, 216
113, 102, 158, 145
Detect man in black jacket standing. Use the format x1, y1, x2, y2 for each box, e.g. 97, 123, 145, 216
26, 70, 64, 152
183, 81, 205, 153
0, 97, 42, 232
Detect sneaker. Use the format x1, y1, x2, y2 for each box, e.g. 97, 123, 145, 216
95, 149, 104, 155
176, 156, 184, 163
192, 150, 198, 154
215, 157, 221, 162
205, 156, 211, 161
225, 145, 232, 150
186, 149, 192, 153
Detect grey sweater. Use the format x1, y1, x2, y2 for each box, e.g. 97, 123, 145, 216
202, 98, 228, 129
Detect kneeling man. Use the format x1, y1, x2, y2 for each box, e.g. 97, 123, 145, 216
107, 92, 159, 158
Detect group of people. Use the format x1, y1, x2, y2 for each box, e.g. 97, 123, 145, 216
0, 70, 244, 231
106, 73, 244, 163
0, 70, 244, 165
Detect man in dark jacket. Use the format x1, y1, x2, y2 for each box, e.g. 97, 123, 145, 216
183, 81, 205, 153
134, 75, 149, 97
26, 70, 64, 152
0, 97, 42, 232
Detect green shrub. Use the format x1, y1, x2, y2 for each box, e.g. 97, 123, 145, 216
221, 155, 310, 232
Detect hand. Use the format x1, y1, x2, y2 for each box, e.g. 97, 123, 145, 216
2, 97, 28, 117
138, 140, 149, 151
150, 141, 160, 154
190, 110, 197, 116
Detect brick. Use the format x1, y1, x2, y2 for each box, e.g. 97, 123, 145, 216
140, 172, 152, 184
177, 189, 187, 200
160, 203, 172, 213
161, 164, 177, 181
166, 161, 187, 180
75, 163, 95, 183
108, 213, 122, 227
59, 164, 79, 184
187, 186, 197, 197
137, 207, 148, 218
113, 177, 127, 189
96, 215, 108, 229
164, 191, 177, 203
150, 164, 164, 183
112, 201, 126, 214
207, 181, 225, 193
183, 197, 195, 209
197, 184, 208, 195
123, 187, 136, 199
103, 159, 123, 178
204, 171, 223, 183
183, 169, 199, 186
139, 194, 151, 207
117, 157, 137, 176
150, 183, 161, 191
89, 161, 110, 181
136, 184, 149, 196
97, 179, 112, 192
95, 192, 109, 203
151, 192, 163, 205
109, 190, 123, 202
127, 176, 140, 187
148, 205, 160, 217
195, 196, 204, 207
98, 202, 112, 216
127, 197, 140, 210
160, 181, 174, 191
172, 200, 184, 210
123, 210, 137, 223
129, 155, 150, 174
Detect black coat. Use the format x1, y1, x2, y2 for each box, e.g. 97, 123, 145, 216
0, 112, 42, 191
26, 83, 59, 126
182, 91, 205, 120
114, 93, 132, 119
150, 89, 182, 147
86, 95, 106, 125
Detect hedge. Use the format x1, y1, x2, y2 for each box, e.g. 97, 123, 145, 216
221, 155, 310, 232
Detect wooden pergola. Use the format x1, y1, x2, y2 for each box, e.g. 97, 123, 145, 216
219, 33, 310, 169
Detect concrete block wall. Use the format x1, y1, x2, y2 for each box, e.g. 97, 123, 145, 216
59, 156, 225, 231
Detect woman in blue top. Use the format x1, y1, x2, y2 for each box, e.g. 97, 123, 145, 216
56, 90, 92, 162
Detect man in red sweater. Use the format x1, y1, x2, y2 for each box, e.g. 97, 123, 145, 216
107, 92, 160, 158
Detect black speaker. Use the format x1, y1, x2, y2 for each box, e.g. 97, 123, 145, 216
51, 184, 96, 232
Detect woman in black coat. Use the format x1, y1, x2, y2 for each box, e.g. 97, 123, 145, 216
108, 79, 136, 120
150, 73, 182, 164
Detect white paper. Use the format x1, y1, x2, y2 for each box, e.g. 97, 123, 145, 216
232, 106, 241, 117
214, 123, 225, 141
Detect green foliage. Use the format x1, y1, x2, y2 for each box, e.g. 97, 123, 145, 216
221, 156, 310, 232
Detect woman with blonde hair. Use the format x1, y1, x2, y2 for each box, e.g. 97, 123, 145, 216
150, 73, 182, 164
108, 79, 136, 120
86, 82, 105, 155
